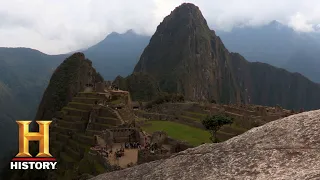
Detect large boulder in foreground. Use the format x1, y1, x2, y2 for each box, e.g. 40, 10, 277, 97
90, 110, 320, 180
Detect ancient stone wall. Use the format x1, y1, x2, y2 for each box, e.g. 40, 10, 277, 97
95, 82, 105, 93
98, 108, 117, 118
100, 129, 114, 146
110, 128, 142, 143
134, 111, 175, 121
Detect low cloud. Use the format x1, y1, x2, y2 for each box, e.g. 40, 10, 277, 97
0, 0, 320, 54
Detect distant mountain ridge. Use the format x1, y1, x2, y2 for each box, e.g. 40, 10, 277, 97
216, 21, 320, 83
132, 3, 320, 110
83, 29, 150, 80
0, 47, 66, 169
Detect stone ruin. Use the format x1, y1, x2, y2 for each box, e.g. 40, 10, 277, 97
137, 131, 193, 165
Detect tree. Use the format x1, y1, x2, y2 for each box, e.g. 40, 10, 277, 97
202, 114, 234, 143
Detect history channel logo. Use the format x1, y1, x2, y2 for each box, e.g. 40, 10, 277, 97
10, 121, 57, 170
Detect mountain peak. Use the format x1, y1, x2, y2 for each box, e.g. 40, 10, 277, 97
134, 3, 237, 102
267, 20, 289, 29
155, 3, 210, 38
176, 3, 200, 11
167, 3, 206, 25
125, 29, 135, 34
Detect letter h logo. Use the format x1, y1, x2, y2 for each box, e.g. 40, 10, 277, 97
16, 121, 52, 157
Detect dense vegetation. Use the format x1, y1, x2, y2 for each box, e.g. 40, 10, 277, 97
202, 114, 234, 143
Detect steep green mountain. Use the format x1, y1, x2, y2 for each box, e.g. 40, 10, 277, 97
0, 31, 148, 163
133, 3, 320, 110
2, 53, 104, 180
134, 3, 242, 103
84, 30, 150, 80
35, 52, 103, 120
216, 21, 320, 83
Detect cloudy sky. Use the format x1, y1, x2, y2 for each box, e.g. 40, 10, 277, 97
1, 0, 320, 54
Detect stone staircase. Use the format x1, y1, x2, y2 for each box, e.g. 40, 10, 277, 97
50, 91, 127, 175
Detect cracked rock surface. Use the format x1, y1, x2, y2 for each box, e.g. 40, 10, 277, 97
90, 110, 320, 180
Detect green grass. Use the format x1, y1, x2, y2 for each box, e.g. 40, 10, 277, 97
68, 102, 93, 106
230, 123, 248, 132
90, 122, 114, 128
73, 97, 100, 100
58, 119, 85, 125
110, 98, 122, 104
183, 111, 207, 118
179, 115, 201, 121
64, 115, 83, 122
62, 107, 88, 112
142, 120, 211, 146
97, 116, 118, 121
93, 161, 107, 174
79, 92, 98, 94
135, 117, 146, 122
68, 139, 92, 152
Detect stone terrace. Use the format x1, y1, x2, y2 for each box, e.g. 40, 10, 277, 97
50, 91, 127, 176
135, 102, 295, 142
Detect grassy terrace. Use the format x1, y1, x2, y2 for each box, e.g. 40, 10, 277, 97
58, 119, 86, 125
97, 116, 118, 121
78, 92, 100, 95
62, 107, 88, 112
73, 97, 100, 100
68, 138, 91, 152
94, 160, 106, 174
68, 101, 93, 106
76, 133, 94, 141
142, 120, 211, 146
179, 115, 200, 121
110, 98, 122, 104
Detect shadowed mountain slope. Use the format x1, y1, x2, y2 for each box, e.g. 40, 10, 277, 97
133, 3, 320, 110
35, 52, 103, 120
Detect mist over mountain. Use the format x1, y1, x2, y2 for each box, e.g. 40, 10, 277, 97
216, 21, 320, 82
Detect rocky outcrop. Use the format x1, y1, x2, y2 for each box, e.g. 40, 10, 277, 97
90, 110, 320, 180
34, 52, 102, 120
133, 3, 320, 110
